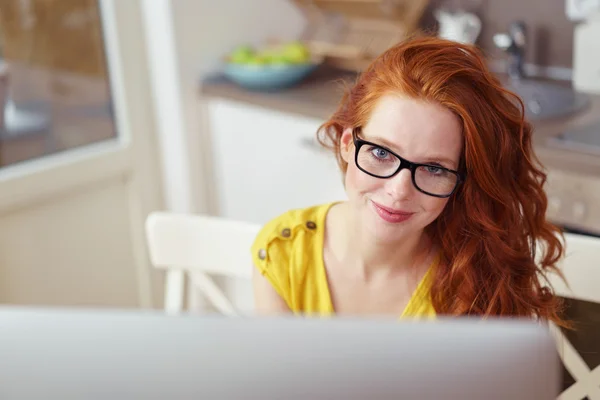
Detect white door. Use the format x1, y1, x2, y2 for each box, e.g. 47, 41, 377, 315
0, 0, 164, 308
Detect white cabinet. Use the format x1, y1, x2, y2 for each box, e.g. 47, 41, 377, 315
206, 99, 347, 224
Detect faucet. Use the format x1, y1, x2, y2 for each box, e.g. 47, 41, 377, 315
493, 21, 527, 81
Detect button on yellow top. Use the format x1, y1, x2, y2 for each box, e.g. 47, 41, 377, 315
257, 248, 267, 260
251, 202, 437, 318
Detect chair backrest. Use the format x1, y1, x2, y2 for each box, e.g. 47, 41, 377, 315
145, 212, 260, 316
545, 232, 600, 400
546, 233, 600, 303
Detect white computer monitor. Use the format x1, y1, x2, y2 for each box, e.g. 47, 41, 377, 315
0, 306, 560, 400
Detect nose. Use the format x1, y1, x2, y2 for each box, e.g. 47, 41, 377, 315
384, 168, 414, 200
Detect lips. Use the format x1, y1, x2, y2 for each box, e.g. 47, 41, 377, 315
371, 200, 414, 224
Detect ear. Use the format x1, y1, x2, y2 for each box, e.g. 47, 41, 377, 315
339, 128, 354, 163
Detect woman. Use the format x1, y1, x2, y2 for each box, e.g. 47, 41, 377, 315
251, 36, 567, 325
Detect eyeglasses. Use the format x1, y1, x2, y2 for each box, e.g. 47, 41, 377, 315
352, 128, 464, 198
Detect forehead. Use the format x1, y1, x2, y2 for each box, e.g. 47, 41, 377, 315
362, 93, 463, 162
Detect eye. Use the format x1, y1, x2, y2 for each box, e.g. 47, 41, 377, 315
424, 165, 444, 175
370, 147, 389, 160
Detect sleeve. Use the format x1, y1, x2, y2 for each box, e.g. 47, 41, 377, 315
251, 211, 295, 307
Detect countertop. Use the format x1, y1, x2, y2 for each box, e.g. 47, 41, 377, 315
201, 66, 600, 177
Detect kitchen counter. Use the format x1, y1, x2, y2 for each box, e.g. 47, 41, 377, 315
201, 66, 600, 177
201, 66, 353, 121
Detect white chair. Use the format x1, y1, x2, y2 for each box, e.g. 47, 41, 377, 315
546, 233, 600, 400
145, 212, 260, 315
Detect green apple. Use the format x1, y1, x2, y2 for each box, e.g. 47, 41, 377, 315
265, 50, 291, 65
258, 47, 277, 64
245, 54, 268, 66
229, 45, 255, 64
281, 41, 311, 64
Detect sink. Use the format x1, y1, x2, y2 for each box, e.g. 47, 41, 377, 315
506, 80, 590, 121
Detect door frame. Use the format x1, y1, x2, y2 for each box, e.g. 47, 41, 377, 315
0, 0, 167, 308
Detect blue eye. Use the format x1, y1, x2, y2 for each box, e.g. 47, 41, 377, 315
371, 147, 389, 159
423, 165, 449, 176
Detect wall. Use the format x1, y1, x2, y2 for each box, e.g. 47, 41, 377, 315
427, 0, 575, 68
169, 0, 306, 213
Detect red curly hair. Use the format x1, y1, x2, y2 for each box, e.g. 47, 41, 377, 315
317, 36, 568, 327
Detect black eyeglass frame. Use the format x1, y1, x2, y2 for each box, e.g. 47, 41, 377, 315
352, 128, 465, 198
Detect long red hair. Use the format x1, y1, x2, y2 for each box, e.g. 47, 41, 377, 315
318, 36, 567, 326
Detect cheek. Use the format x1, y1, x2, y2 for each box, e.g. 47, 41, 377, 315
421, 196, 449, 217
344, 161, 380, 196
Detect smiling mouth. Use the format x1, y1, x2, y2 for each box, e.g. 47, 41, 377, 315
371, 200, 414, 224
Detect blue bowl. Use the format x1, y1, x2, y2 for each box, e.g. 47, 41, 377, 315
223, 62, 318, 91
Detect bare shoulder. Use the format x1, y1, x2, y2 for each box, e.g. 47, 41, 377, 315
252, 264, 290, 314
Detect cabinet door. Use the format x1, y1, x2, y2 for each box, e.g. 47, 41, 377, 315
207, 99, 346, 224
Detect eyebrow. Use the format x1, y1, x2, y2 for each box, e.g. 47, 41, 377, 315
362, 135, 458, 169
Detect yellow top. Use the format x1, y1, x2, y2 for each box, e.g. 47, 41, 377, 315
251, 202, 437, 318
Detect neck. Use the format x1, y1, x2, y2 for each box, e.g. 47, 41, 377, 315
333, 203, 431, 278
358, 231, 427, 270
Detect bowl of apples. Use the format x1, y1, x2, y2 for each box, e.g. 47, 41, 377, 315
223, 41, 320, 91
